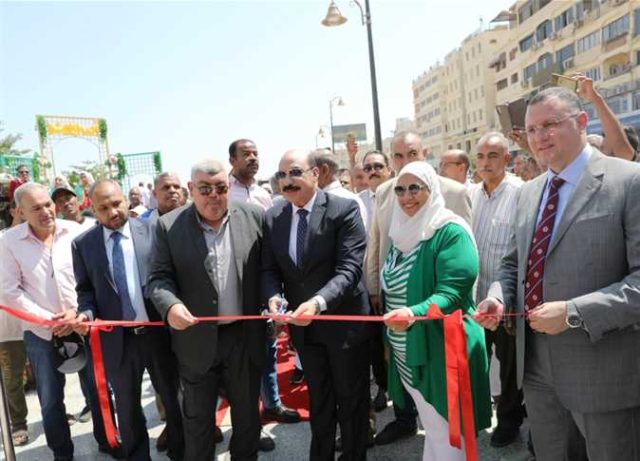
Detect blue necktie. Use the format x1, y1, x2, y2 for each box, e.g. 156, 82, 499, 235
111, 232, 137, 321
296, 209, 309, 267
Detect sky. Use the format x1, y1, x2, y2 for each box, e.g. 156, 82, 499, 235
1, 0, 511, 183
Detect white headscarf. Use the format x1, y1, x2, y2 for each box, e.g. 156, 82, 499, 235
388, 161, 476, 254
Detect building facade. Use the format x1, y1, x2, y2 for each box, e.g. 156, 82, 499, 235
491, 0, 640, 134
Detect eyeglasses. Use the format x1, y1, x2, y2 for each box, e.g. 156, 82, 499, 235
525, 113, 579, 137
363, 162, 386, 173
274, 168, 312, 180
196, 183, 228, 196
18, 170, 29, 175
394, 184, 428, 197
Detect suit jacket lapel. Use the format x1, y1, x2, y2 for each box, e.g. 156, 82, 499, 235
94, 225, 118, 294
546, 153, 604, 256
186, 205, 210, 263
273, 203, 296, 270
228, 206, 244, 283
522, 176, 547, 265
129, 219, 149, 289
304, 190, 327, 270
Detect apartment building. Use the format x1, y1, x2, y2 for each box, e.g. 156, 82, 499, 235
491, 0, 640, 134
413, 26, 509, 158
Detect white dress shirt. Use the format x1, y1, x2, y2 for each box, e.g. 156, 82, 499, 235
102, 221, 149, 322
358, 189, 375, 230
283, 191, 326, 311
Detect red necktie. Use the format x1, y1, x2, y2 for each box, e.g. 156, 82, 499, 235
524, 176, 565, 311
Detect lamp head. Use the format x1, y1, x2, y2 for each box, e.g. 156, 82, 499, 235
322, 1, 348, 26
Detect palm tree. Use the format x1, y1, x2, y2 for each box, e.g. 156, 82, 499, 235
0, 122, 31, 155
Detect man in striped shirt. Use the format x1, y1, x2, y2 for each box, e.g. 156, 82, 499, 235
471, 132, 523, 448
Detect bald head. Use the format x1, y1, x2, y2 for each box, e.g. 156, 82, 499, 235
439, 149, 469, 184
280, 149, 312, 170
390, 131, 426, 172
90, 179, 129, 230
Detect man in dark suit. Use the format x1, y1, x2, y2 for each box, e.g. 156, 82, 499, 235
262, 149, 371, 461
72, 179, 155, 460
147, 159, 266, 461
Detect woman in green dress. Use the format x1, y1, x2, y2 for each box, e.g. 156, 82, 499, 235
381, 161, 491, 460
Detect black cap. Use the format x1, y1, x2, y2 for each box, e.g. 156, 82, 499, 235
53, 333, 87, 374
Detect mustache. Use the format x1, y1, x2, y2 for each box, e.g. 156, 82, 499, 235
282, 185, 301, 192
369, 173, 380, 179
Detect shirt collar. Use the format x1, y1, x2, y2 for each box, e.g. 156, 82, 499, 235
103, 220, 132, 241
481, 173, 509, 198
230, 173, 255, 188
546, 144, 592, 187
19, 219, 71, 241
291, 191, 318, 216
323, 180, 341, 192
195, 209, 230, 234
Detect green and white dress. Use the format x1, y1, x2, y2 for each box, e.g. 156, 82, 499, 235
381, 244, 422, 385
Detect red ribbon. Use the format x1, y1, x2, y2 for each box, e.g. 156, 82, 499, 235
89, 326, 119, 447
1, 303, 482, 455
426, 304, 478, 461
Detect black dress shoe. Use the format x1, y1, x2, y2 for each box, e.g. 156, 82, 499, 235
336, 423, 375, 452
490, 426, 520, 448
213, 425, 224, 444
290, 368, 305, 385
262, 405, 301, 423
258, 434, 275, 452
156, 426, 169, 452
374, 421, 417, 445
373, 387, 388, 412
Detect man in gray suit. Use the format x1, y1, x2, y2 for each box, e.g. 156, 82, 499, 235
148, 159, 266, 461
476, 87, 640, 460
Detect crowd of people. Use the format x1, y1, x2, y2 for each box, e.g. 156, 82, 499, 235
0, 80, 639, 461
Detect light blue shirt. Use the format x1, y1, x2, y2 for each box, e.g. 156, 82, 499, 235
536, 144, 592, 243
103, 221, 149, 322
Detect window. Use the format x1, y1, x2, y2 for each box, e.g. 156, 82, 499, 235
607, 95, 629, 115
536, 20, 553, 42
519, 0, 534, 24
556, 43, 575, 67
635, 9, 640, 36
633, 91, 640, 111
538, 53, 553, 71
554, 8, 574, 31
497, 78, 508, 91
583, 102, 596, 119
577, 30, 600, 53
511, 73, 519, 84
524, 63, 537, 81
479, 109, 483, 121
509, 47, 517, 61
585, 66, 601, 81
520, 34, 534, 52
602, 15, 630, 42
481, 86, 484, 97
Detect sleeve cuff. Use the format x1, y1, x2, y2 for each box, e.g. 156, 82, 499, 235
311, 295, 327, 313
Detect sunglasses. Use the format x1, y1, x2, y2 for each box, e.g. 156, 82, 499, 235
196, 183, 228, 196
274, 167, 312, 181
363, 163, 385, 173
394, 184, 427, 197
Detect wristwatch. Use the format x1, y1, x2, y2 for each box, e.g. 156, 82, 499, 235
565, 301, 583, 329
312, 298, 321, 315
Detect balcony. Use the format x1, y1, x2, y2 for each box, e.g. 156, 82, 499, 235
602, 34, 628, 53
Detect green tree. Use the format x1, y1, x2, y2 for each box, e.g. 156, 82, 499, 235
0, 122, 31, 155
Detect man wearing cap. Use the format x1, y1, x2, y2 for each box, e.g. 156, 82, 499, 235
0, 182, 107, 461
52, 185, 96, 231
71, 179, 162, 460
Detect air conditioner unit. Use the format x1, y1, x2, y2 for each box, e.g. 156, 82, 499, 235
574, 19, 584, 29
563, 58, 575, 69
549, 33, 558, 41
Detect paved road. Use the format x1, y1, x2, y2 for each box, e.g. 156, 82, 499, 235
6, 372, 534, 460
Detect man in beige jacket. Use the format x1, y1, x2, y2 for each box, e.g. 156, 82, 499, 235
367, 130, 472, 446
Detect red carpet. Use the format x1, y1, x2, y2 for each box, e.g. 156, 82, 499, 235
216, 335, 310, 426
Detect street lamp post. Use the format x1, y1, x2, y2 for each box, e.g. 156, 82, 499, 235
322, 0, 382, 152
328, 96, 344, 153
